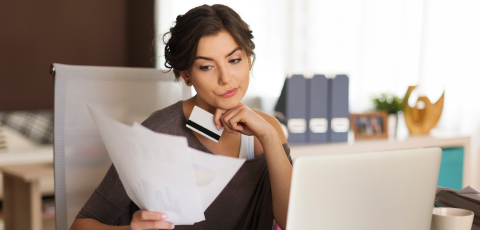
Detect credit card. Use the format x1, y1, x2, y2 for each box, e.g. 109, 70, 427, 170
186, 106, 224, 143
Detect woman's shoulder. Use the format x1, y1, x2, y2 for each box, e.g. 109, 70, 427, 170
141, 100, 185, 134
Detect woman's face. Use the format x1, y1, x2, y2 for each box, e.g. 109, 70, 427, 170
182, 30, 251, 110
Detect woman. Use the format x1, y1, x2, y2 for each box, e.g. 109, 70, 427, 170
70, 4, 292, 230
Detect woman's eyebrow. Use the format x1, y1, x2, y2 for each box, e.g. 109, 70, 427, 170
195, 56, 213, 61
194, 47, 242, 61
225, 47, 241, 57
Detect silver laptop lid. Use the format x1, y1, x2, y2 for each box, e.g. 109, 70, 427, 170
286, 148, 442, 230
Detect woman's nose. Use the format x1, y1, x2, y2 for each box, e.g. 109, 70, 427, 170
217, 65, 232, 85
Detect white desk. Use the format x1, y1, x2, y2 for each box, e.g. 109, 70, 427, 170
289, 135, 471, 187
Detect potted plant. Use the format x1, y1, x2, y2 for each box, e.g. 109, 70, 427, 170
371, 93, 404, 139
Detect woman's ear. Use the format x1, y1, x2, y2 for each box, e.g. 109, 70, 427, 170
180, 71, 192, 86
248, 56, 252, 70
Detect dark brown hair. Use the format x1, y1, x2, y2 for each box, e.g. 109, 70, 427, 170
163, 4, 255, 79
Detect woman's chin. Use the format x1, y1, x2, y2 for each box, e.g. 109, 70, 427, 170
217, 97, 243, 110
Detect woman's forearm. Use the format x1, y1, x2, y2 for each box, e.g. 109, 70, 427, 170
70, 218, 131, 230
258, 127, 293, 230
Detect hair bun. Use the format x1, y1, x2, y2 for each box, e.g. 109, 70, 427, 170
176, 14, 183, 21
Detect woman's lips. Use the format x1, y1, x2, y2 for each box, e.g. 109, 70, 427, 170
220, 88, 238, 98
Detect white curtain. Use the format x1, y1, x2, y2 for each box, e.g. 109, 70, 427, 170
417, 0, 480, 189
156, 0, 480, 187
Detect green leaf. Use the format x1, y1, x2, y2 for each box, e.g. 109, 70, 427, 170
371, 92, 404, 114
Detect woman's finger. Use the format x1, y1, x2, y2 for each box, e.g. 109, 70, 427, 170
222, 110, 243, 134
214, 108, 227, 130
227, 109, 247, 132
146, 220, 175, 229
220, 106, 242, 126
224, 109, 243, 132
132, 220, 174, 230
235, 123, 244, 132
135, 210, 168, 221
216, 103, 244, 133
220, 118, 237, 134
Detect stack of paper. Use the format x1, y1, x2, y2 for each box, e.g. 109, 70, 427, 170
88, 106, 246, 225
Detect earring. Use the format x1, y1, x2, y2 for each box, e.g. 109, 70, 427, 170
186, 80, 190, 85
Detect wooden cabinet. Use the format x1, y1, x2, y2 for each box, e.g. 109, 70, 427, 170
0, 163, 54, 230
0, 146, 54, 201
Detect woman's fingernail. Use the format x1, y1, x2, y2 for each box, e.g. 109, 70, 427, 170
162, 213, 168, 219
172, 224, 175, 229
216, 125, 220, 130
233, 131, 239, 135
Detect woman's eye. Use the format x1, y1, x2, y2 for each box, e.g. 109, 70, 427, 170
230, 58, 242, 64
200, 65, 212, 71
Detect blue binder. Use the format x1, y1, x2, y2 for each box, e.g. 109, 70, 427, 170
307, 75, 329, 143
275, 75, 308, 143
328, 74, 349, 142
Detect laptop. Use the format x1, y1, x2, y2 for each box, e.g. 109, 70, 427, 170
286, 148, 442, 230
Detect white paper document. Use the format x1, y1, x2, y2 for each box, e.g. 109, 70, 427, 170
88, 106, 246, 225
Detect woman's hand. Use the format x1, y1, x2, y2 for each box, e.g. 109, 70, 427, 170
214, 103, 274, 141
130, 210, 174, 230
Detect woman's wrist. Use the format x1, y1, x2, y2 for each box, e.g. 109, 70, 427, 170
256, 125, 278, 144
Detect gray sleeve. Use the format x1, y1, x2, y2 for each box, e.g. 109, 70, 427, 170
76, 164, 132, 225
282, 143, 292, 165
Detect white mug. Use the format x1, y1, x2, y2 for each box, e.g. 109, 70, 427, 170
430, 207, 474, 230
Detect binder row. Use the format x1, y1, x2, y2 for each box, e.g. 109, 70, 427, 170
275, 74, 350, 143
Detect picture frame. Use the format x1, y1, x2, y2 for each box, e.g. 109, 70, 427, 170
350, 111, 389, 139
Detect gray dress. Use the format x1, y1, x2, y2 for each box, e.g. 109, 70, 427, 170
76, 100, 292, 229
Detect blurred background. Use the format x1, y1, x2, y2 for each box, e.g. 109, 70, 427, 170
1, 0, 480, 229
156, 0, 480, 135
